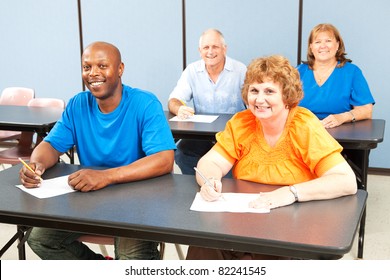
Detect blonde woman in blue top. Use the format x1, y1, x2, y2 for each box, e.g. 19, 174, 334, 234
298, 23, 375, 129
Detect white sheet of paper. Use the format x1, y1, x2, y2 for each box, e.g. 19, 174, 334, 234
15, 175, 76, 199
169, 114, 219, 123
190, 192, 270, 213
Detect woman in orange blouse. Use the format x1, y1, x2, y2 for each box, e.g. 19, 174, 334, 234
187, 55, 357, 260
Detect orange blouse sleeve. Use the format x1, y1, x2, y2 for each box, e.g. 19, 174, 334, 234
213, 110, 255, 164
289, 108, 345, 176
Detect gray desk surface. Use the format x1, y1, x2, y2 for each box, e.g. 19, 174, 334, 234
165, 111, 233, 141
0, 105, 63, 133
165, 111, 385, 149
326, 119, 385, 150
0, 163, 367, 259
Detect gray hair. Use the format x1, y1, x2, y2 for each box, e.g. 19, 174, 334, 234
198, 28, 226, 48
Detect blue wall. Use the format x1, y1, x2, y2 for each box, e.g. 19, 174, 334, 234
0, 0, 388, 168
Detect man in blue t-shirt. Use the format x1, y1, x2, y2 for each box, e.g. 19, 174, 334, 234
19, 41, 176, 260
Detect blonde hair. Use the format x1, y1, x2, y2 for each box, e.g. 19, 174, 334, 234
305, 23, 352, 68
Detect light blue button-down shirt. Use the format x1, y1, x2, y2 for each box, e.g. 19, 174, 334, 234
169, 56, 247, 114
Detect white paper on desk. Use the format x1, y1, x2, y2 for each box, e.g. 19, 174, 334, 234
15, 175, 76, 199
190, 192, 270, 213
169, 114, 219, 123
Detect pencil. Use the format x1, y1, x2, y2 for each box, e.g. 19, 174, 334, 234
18, 157, 43, 181
179, 99, 194, 116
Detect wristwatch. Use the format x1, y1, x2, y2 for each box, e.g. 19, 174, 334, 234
349, 111, 356, 122
289, 185, 299, 202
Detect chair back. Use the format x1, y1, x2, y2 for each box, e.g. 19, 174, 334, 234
0, 87, 35, 105
27, 98, 65, 109
27, 98, 65, 147
0, 87, 35, 144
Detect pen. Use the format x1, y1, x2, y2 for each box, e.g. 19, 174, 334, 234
179, 100, 194, 117
18, 157, 43, 182
194, 167, 224, 199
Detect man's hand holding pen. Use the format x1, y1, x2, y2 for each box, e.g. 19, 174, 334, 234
178, 105, 195, 119
177, 99, 195, 119
19, 158, 45, 188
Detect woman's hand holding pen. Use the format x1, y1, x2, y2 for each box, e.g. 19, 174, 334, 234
178, 105, 195, 119
194, 167, 224, 201
199, 178, 223, 201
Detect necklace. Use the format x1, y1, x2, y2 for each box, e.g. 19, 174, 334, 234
314, 61, 337, 84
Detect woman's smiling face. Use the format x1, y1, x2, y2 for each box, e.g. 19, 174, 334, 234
247, 80, 287, 121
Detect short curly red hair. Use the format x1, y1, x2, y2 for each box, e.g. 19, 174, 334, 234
242, 55, 303, 108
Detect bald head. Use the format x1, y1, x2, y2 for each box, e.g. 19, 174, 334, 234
83, 41, 122, 65
81, 41, 125, 103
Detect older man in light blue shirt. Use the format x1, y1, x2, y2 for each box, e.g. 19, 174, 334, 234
168, 29, 246, 175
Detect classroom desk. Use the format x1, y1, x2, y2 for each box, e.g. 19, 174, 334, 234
0, 105, 63, 136
165, 111, 233, 141
0, 163, 367, 260
166, 111, 385, 258
0, 105, 73, 163
327, 119, 385, 258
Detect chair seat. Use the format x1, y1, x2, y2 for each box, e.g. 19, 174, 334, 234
0, 145, 34, 165
0, 130, 21, 142
77, 235, 115, 245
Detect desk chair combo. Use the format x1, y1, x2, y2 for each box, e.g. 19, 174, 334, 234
0, 97, 184, 259
0, 98, 65, 167
0, 87, 35, 144
0, 97, 66, 259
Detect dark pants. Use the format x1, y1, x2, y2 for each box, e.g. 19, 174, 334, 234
174, 139, 233, 178
174, 139, 214, 175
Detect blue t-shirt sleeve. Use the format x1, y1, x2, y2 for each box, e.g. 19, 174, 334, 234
44, 97, 77, 153
351, 65, 375, 106
140, 97, 176, 156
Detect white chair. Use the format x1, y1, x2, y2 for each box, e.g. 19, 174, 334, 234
77, 235, 115, 258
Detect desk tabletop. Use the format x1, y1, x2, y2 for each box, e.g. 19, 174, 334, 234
0, 105, 63, 132
165, 111, 385, 149
326, 119, 385, 149
165, 111, 233, 140
0, 163, 367, 259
